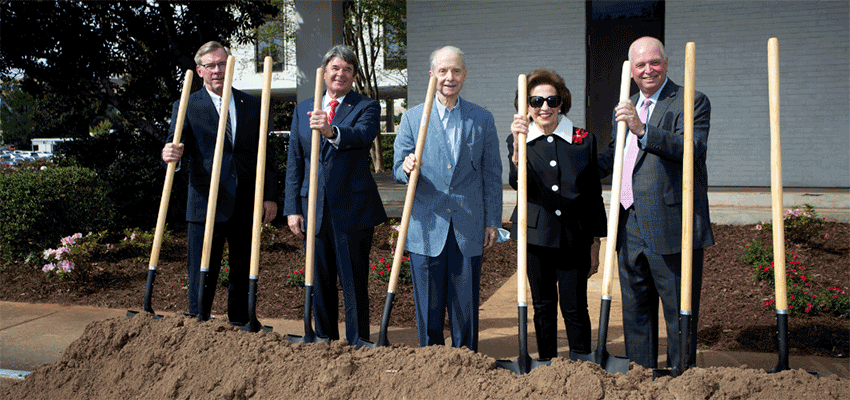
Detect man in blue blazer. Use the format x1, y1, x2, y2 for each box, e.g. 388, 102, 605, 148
598, 37, 714, 370
162, 41, 279, 323
393, 46, 503, 352
284, 45, 386, 347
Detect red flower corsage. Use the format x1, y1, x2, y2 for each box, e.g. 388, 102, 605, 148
572, 128, 589, 145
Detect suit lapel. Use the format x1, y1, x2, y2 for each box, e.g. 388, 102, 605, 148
332, 91, 359, 125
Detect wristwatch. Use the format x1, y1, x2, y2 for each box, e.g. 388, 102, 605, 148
329, 126, 338, 141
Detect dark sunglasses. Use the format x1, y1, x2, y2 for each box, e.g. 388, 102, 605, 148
528, 95, 562, 109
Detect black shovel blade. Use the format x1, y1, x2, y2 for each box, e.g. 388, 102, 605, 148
570, 349, 630, 375
360, 292, 396, 349
128, 268, 161, 318
285, 285, 329, 344
496, 305, 551, 375
234, 320, 273, 333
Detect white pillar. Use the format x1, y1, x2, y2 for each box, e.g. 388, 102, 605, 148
294, 0, 344, 104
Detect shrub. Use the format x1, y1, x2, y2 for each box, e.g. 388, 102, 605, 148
54, 129, 168, 231
0, 163, 114, 258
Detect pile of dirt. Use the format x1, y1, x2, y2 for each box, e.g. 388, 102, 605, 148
3, 313, 846, 399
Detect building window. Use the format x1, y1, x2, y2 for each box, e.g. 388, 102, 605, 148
383, 20, 406, 70
256, 38, 285, 73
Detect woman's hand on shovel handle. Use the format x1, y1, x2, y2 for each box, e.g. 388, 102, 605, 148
510, 114, 530, 165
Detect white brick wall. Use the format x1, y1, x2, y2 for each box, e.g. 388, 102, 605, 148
666, 0, 849, 187
408, 0, 586, 184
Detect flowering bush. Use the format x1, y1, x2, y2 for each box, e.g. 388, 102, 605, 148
286, 267, 306, 287
743, 239, 849, 318
757, 204, 835, 244
370, 248, 412, 284
39, 228, 166, 279
41, 232, 108, 278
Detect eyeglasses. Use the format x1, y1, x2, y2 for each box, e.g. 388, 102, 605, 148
200, 61, 227, 70
528, 95, 562, 109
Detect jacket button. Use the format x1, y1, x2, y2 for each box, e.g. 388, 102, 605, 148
555, 210, 562, 216
550, 160, 557, 167
447, 164, 452, 169
551, 184, 559, 192
547, 136, 554, 143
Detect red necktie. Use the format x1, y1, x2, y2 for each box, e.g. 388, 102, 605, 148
620, 99, 651, 209
328, 99, 339, 125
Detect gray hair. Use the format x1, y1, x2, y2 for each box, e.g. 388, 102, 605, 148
628, 37, 666, 63
430, 46, 466, 71
322, 45, 359, 75
194, 41, 231, 65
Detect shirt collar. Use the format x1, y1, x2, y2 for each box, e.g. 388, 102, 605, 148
436, 96, 462, 120
526, 115, 574, 144
323, 93, 347, 109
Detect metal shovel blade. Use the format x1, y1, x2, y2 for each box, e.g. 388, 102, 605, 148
358, 292, 395, 349
285, 285, 329, 344
496, 305, 551, 375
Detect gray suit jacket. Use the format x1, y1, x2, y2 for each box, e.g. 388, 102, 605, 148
392, 97, 503, 258
598, 80, 714, 255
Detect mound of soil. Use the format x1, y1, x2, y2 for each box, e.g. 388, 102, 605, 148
3, 313, 846, 400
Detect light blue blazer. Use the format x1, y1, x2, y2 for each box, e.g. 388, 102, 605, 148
393, 97, 503, 258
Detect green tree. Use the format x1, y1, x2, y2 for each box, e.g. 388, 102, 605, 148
0, 0, 279, 142
343, 0, 406, 172
0, 81, 36, 148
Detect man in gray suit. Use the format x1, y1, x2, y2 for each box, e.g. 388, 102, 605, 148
598, 36, 714, 370
393, 46, 502, 352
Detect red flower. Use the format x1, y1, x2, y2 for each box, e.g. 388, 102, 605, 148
379, 257, 386, 263
572, 128, 589, 145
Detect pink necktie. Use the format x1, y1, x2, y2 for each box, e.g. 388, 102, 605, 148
620, 99, 651, 209
328, 99, 339, 124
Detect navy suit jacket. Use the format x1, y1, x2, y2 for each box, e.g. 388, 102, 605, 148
167, 88, 278, 223
283, 90, 387, 233
598, 80, 714, 255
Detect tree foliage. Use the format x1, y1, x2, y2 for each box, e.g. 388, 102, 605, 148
342, 0, 406, 172
0, 0, 278, 142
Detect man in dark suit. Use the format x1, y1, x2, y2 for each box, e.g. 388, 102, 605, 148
162, 41, 279, 324
284, 45, 386, 347
598, 36, 714, 370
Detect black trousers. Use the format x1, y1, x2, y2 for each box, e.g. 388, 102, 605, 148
526, 241, 592, 359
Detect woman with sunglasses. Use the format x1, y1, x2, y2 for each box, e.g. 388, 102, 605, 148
506, 68, 607, 361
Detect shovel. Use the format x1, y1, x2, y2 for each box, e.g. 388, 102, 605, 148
240, 56, 274, 333
653, 42, 697, 379
197, 55, 236, 322
496, 74, 550, 375
285, 67, 329, 344
127, 69, 193, 319
568, 60, 631, 375
359, 76, 437, 349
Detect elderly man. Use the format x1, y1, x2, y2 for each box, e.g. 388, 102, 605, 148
598, 36, 714, 371
284, 44, 386, 347
393, 46, 503, 352
161, 41, 279, 324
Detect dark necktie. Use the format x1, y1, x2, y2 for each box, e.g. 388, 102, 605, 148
221, 98, 233, 150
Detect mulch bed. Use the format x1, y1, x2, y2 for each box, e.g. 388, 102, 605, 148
1, 220, 847, 357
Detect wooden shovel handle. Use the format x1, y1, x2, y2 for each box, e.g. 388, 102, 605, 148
516, 74, 528, 304
386, 76, 438, 293
200, 56, 236, 273
680, 42, 696, 312
149, 69, 193, 269
304, 68, 324, 287
600, 61, 632, 297
768, 37, 788, 311
249, 56, 273, 278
